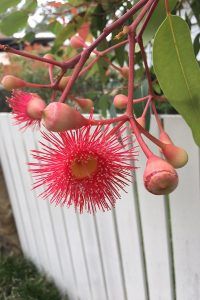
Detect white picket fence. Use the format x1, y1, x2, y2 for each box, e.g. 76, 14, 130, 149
0, 113, 200, 300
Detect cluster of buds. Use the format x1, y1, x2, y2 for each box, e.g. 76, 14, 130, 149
0, 0, 188, 213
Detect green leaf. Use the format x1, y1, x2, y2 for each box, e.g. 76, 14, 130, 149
115, 45, 126, 67
48, 21, 63, 35
153, 15, 200, 146
98, 95, 109, 117
91, 4, 106, 38
136, 0, 177, 51
23, 0, 37, 12
0, 11, 28, 36
52, 23, 75, 53
24, 31, 35, 43
97, 57, 107, 82
0, 0, 21, 13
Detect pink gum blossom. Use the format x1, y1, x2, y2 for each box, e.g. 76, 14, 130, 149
143, 156, 178, 195
42, 102, 89, 132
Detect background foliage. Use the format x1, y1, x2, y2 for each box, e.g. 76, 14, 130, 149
0, 0, 199, 132
0, 254, 68, 300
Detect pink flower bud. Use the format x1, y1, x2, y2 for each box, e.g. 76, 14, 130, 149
43, 53, 54, 66
58, 76, 71, 90
143, 156, 178, 195
136, 116, 145, 128
26, 94, 46, 120
113, 94, 128, 109
43, 53, 54, 60
120, 67, 129, 79
75, 98, 94, 112
162, 144, 188, 169
42, 102, 89, 132
78, 22, 90, 40
70, 35, 85, 49
1, 75, 27, 91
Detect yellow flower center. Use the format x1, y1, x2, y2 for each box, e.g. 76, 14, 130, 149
71, 156, 98, 179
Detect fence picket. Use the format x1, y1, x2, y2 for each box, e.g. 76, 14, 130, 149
0, 114, 29, 255
62, 208, 93, 300
0, 113, 200, 300
135, 116, 173, 300
164, 116, 200, 300
0, 115, 39, 263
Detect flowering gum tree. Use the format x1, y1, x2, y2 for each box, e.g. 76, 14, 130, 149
1, 0, 199, 213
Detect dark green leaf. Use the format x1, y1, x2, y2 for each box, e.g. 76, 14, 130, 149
97, 57, 108, 82
153, 15, 200, 146
115, 45, 126, 67
91, 4, 106, 38
193, 33, 200, 57
191, 0, 200, 24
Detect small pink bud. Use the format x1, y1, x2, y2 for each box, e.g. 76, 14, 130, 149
70, 35, 85, 49
120, 67, 129, 79
143, 156, 178, 195
42, 102, 89, 132
26, 94, 46, 120
1, 75, 27, 91
113, 94, 128, 109
75, 98, 94, 112
78, 22, 90, 40
162, 144, 188, 169
43, 53, 54, 60
136, 116, 145, 128
43, 53, 54, 65
58, 76, 71, 90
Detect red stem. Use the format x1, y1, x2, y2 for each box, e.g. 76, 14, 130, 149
136, 120, 166, 149
126, 32, 136, 115
129, 0, 156, 32
59, 0, 149, 103
0, 44, 64, 68
165, 0, 170, 14
88, 114, 128, 126
151, 101, 164, 132
136, 0, 159, 39
100, 40, 128, 56
103, 57, 122, 72
130, 117, 153, 158
26, 82, 51, 88
142, 96, 152, 117
79, 57, 99, 77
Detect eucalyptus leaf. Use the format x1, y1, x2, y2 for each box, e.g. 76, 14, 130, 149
23, 0, 37, 12
52, 23, 75, 53
98, 95, 109, 117
0, 0, 21, 14
153, 15, 200, 146
0, 11, 28, 36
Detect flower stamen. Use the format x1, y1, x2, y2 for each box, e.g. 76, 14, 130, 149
71, 156, 98, 179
